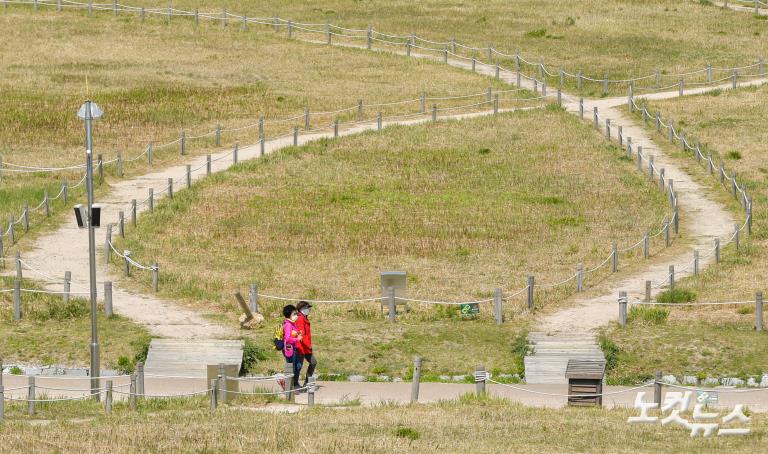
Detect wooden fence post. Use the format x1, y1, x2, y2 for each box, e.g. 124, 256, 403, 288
411, 356, 422, 404
28, 376, 35, 416
105, 380, 113, 414
715, 238, 721, 263
104, 281, 113, 317
130, 373, 137, 411
63, 271, 71, 304
654, 371, 663, 406
206, 155, 212, 176
117, 152, 123, 177
618, 291, 627, 326
118, 211, 124, 238
13, 279, 21, 321
249, 283, 259, 313
756, 291, 763, 332
693, 250, 699, 276
527, 275, 535, 311
669, 265, 675, 290
15, 252, 21, 280
167, 178, 173, 200
136, 362, 145, 399
475, 364, 486, 396
494, 288, 503, 324
612, 243, 618, 272
645, 280, 651, 303
210, 379, 218, 411
131, 199, 137, 226
387, 286, 396, 323
152, 264, 159, 292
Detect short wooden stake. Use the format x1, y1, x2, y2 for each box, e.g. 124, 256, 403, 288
593, 107, 598, 130
669, 265, 675, 290
210, 379, 218, 411
167, 178, 173, 200
693, 250, 699, 276
124, 251, 131, 277
611, 243, 618, 272
105, 380, 113, 415
136, 362, 145, 399
118, 211, 124, 238
307, 377, 316, 407
186, 165, 192, 189
377, 112, 383, 131
131, 199, 137, 226
654, 371, 663, 406
249, 283, 259, 313
206, 155, 212, 176
130, 374, 137, 411
180, 131, 186, 156
148, 188, 154, 212
13, 279, 21, 321
643, 233, 649, 259
756, 291, 764, 332
117, 152, 123, 177
576, 263, 583, 292
715, 238, 721, 263
152, 264, 159, 292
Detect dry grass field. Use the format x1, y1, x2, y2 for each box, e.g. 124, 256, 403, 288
115, 108, 670, 377
103, 0, 768, 93
0, 8, 508, 231
0, 395, 764, 452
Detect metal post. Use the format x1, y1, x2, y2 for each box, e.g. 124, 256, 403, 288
388, 286, 396, 322
494, 288, 503, 324
63, 271, 71, 304
618, 291, 627, 327
756, 291, 764, 332
475, 365, 486, 396
527, 275, 534, 311
694, 250, 699, 276
104, 281, 112, 317
152, 264, 159, 292
105, 380, 113, 414
28, 376, 35, 416
410, 356, 422, 404
249, 283, 259, 313
645, 280, 652, 303
81, 102, 101, 402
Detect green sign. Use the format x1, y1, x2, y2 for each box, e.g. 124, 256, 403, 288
460, 303, 480, 316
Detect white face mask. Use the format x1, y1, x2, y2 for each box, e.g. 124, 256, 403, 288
290, 314, 298, 322
301, 308, 310, 316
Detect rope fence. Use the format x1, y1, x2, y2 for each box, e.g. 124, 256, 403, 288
0, 0, 763, 100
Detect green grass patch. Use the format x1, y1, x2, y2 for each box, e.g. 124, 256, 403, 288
655, 288, 696, 304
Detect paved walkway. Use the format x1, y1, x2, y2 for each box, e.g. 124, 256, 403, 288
2, 374, 767, 412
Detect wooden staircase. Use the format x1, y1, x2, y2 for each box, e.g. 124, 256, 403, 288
523, 332, 605, 384
144, 339, 244, 378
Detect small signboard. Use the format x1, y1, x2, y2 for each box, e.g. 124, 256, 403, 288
696, 390, 719, 405
460, 303, 480, 316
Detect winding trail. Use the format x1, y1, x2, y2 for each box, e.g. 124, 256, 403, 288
6, 19, 763, 384
12, 107, 532, 339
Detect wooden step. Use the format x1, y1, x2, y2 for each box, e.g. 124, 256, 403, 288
144, 339, 244, 378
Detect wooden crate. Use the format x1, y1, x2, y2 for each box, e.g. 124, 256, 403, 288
565, 360, 606, 407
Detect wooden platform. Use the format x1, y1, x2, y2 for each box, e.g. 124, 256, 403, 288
523, 332, 606, 384
144, 339, 244, 378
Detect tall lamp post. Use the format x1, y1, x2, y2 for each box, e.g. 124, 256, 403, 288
77, 100, 103, 400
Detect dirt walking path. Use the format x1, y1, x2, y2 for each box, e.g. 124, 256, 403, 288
11, 107, 527, 339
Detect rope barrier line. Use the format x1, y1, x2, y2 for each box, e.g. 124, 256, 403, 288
112, 388, 212, 398
663, 382, 768, 394
631, 299, 754, 307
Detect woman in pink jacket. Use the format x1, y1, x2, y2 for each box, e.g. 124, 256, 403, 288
282, 305, 303, 390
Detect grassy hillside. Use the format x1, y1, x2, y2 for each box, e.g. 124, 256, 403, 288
115, 108, 670, 377
63, 0, 768, 93
0, 7, 508, 252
